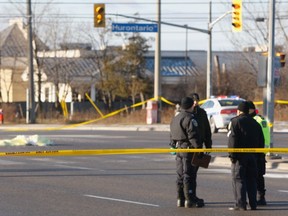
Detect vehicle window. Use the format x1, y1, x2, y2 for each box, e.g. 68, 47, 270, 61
207, 101, 214, 108
201, 101, 214, 109
201, 101, 209, 109
219, 99, 243, 106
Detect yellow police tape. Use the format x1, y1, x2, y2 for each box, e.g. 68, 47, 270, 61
1, 148, 288, 157
5, 96, 288, 133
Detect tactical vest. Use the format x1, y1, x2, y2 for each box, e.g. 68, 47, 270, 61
254, 115, 270, 148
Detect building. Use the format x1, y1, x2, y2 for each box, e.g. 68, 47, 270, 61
0, 19, 100, 103
0, 19, 261, 105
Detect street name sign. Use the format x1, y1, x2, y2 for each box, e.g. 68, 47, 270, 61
112, 23, 158, 33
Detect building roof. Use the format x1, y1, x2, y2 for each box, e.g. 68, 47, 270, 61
144, 50, 260, 77
39, 57, 100, 83
0, 22, 49, 58
0, 24, 27, 57
145, 56, 200, 77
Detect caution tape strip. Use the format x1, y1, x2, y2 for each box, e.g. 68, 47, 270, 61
1, 148, 288, 157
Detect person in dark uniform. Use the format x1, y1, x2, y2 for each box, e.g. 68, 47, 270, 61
227, 101, 264, 211
191, 93, 212, 149
190, 93, 212, 202
170, 97, 204, 208
247, 100, 268, 205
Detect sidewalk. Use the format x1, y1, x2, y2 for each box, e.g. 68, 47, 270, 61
210, 155, 288, 171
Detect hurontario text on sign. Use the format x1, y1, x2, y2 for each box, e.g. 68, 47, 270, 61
112, 23, 158, 33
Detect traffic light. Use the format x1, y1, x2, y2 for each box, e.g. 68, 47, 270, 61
232, 0, 242, 32
94, 4, 105, 28
279, 53, 286, 67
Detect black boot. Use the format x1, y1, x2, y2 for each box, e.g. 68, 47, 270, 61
183, 184, 204, 208
257, 192, 267, 206
177, 185, 185, 207
192, 181, 205, 207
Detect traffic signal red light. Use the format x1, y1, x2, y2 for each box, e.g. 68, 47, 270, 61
232, 0, 242, 32
94, 4, 105, 28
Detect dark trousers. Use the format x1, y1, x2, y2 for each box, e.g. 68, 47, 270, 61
176, 152, 199, 198
231, 154, 257, 209
257, 156, 266, 195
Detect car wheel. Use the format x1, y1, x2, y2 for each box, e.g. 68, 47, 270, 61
210, 117, 218, 133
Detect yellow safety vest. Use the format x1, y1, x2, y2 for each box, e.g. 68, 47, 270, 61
254, 115, 270, 148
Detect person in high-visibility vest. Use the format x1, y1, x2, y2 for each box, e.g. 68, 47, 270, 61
247, 101, 268, 206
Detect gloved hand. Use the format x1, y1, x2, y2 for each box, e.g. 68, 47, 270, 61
230, 158, 237, 164
169, 141, 176, 148
205, 146, 212, 155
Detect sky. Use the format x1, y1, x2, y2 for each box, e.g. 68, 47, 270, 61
0, 0, 283, 52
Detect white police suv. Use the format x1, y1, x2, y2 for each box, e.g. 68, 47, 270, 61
200, 96, 245, 133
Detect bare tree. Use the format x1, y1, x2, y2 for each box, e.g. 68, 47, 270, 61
217, 1, 288, 100
117, 33, 152, 108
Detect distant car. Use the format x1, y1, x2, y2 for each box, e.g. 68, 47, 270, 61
200, 96, 245, 133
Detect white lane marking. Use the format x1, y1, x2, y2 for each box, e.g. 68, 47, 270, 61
46, 135, 127, 138
84, 194, 159, 207
265, 173, 288, 179
0, 159, 25, 165
202, 168, 231, 174
53, 164, 97, 170
278, 190, 288, 193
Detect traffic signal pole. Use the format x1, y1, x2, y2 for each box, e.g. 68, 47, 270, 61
109, 13, 209, 34
267, 0, 276, 153
155, 0, 161, 122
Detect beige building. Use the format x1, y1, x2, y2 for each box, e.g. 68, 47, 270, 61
0, 19, 99, 103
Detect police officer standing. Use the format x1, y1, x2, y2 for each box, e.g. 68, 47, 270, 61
247, 100, 268, 205
227, 101, 264, 211
170, 97, 204, 208
190, 93, 212, 201
191, 93, 212, 149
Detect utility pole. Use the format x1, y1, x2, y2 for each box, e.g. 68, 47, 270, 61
267, 0, 276, 152
154, 0, 161, 122
206, 1, 212, 99
27, 0, 35, 123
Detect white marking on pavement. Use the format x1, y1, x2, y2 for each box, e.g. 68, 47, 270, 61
54, 164, 96, 170
265, 173, 288, 178
84, 194, 159, 207
202, 168, 230, 174
46, 135, 127, 138
278, 190, 288, 193
214, 145, 227, 148
0, 159, 24, 165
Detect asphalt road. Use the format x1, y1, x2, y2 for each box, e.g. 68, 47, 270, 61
0, 130, 287, 216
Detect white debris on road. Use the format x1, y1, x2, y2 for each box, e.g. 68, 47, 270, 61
0, 135, 54, 146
